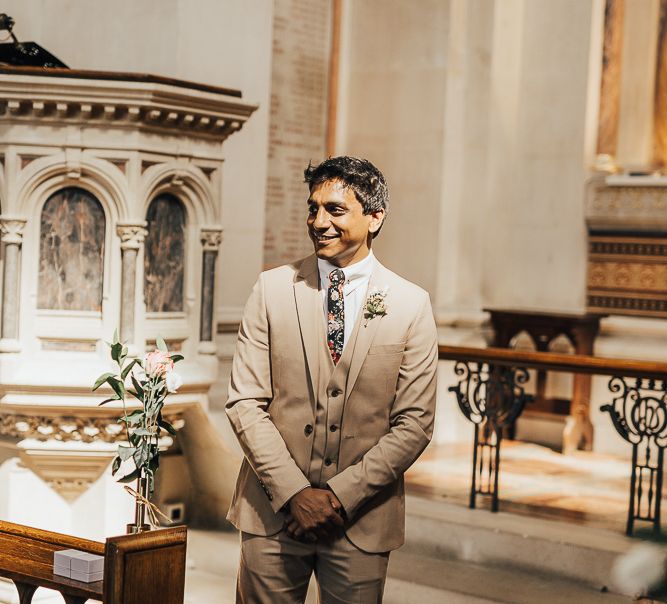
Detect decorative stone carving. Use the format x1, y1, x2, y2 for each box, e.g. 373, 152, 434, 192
0, 216, 26, 245
200, 227, 223, 251
199, 227, 223, 345
0, 71, 256, 141
0, 411, 185, 443
117, 222, 148, 250
586, 176, 667, 318
0, 216, 27, 342
117, 223, 148, 344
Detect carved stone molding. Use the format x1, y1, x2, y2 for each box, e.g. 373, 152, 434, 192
0, 216, 27, 245
0, 70, 257, 142
200, 227, 223, 251
117, 222, 148, 250
18, 449, 116, 502
0, 411, 185, 444
586, 176, 667, 231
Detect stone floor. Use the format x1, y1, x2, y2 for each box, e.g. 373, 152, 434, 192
1, 440, 659, 603
405, 440, 642, 532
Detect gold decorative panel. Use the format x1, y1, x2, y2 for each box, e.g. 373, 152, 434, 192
587, 235, 667, 317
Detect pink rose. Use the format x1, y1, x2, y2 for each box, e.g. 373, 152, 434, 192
143, 350, 174, 377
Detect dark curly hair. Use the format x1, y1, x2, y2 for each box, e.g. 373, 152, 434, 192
303, 156, 389, 217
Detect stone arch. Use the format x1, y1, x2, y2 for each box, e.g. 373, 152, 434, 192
14, 153, 129, 223
139, 161, 217, 226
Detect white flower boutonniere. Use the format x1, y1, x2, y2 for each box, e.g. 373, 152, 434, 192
364, 286, 388, 326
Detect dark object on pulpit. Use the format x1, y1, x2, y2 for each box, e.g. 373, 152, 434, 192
0, 13, 68, 68
0, 520, 187, 603
485, 307, 606, 454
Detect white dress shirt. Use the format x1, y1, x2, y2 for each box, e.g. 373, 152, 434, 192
318, 251, 376, 351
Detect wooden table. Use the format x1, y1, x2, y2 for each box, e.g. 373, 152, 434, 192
484, 308, 606, 453
0, 521, 186, 603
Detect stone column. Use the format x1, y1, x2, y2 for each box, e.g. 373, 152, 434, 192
199, 227, 223, 351
0, 216, 27, 348
116, 223, 147, 345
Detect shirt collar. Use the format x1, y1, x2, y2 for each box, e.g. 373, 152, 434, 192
318, 250, 375, 291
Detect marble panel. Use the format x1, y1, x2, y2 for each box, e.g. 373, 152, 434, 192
144, 194, 185, 312
37, 187, 105, 311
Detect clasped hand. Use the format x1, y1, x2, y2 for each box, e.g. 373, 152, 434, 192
286, 487, 344, 542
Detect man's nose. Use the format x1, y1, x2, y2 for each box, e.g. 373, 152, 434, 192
312, 207, 330, 229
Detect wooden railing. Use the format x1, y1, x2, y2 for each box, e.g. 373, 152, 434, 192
439, 345, 667, 536
0, 521, 187, 603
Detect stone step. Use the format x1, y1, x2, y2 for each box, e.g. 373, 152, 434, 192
403, 494, 639, 596
385, 549, 632, 604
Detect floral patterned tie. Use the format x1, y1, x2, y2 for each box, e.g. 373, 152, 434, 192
327, 269, 345, 364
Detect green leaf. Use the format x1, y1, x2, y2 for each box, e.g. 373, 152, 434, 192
111, 456, 121, 476
133, 445, 150, 468
98, 397, 118, 406
156, 336, 168, 352
110, 342, 123, 362
118, 445, 136, 461
117, 467, 141, 484
170, 354, 184, 363
158, 418, 177, 435
92, 372, 115, 391
121, 359, 139, 380
133, 428, 154, 436
112, 329, 120, 345
131, 376, 145, 399
129, 432, 141, 446
149, 454, 160, 473
107, 377, 125, 400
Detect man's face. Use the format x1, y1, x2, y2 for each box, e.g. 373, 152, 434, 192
307, 180, 384, 268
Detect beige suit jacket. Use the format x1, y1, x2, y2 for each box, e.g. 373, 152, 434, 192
225, 254, 438, 553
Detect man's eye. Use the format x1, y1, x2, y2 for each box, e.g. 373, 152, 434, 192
328, 207, 345, 215
307, 205, 317, 215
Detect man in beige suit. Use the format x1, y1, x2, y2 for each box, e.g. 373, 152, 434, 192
226, 156, 438, 603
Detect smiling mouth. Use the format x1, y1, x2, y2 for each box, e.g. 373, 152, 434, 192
312, 233, 339, 243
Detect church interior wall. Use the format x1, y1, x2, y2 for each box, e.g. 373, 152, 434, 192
1, 0, 667, 544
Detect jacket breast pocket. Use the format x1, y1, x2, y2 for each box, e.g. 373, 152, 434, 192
367, 342, 406, 356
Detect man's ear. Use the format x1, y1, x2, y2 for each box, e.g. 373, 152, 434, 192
368, 208, 385, 235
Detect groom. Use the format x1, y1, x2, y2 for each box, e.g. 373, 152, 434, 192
226, 156, 438, 603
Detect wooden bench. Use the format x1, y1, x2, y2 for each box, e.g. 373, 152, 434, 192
0, 521, 186, 604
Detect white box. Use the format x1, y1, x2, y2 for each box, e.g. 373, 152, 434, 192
71, 569, 104, 583
53, 564, 70, 578
53, 549, 104, 582
71, 552, 104, 574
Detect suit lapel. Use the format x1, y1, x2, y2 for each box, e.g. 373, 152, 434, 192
345, 260, 387, 397
293, 255, 322, 408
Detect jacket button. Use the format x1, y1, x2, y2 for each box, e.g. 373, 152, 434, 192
331, 389, 342, 397
304, 424, 313, 436
324, 458, 333, 466
329, 424, 338, 432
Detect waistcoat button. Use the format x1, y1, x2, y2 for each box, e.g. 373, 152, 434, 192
324, 458, 333, 466
329, 424, 338, 432
331, 389, 342, 397
304, 424, 313, 436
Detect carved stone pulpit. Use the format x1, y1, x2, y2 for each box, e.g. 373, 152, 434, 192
0, 66, 256, 536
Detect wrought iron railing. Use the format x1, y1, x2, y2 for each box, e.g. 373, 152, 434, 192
439, 345, 667, 536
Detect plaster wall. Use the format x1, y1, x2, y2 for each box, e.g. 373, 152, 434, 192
337, 0, 450, 298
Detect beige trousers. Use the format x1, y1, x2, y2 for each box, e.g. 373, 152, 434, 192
236, 530, 390, 604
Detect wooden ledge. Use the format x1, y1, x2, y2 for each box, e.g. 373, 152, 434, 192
439, 344, 667, 379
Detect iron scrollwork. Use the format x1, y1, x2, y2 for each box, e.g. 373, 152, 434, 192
601, 376, 667, 535
449, 361, 532, 512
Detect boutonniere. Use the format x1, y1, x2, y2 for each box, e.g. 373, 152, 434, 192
364, 287, 388, 326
